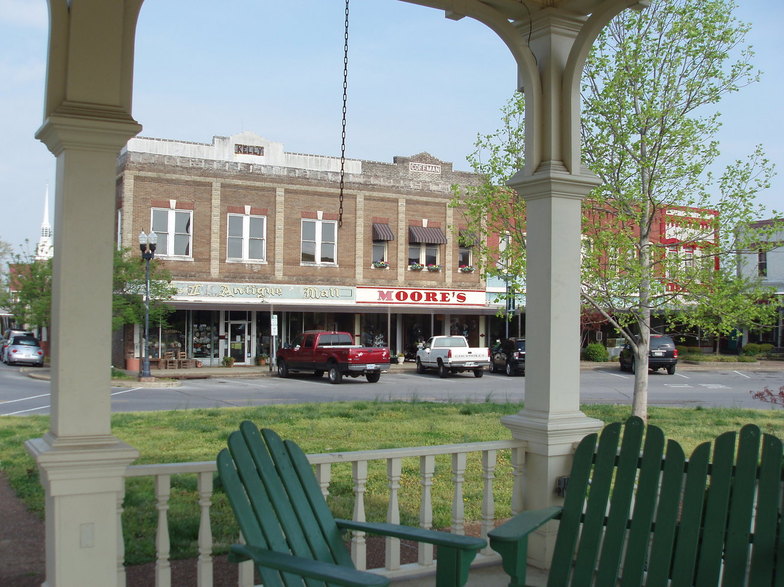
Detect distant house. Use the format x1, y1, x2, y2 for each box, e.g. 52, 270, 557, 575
737, 218, 784, 347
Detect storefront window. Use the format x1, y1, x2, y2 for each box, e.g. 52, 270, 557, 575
360, 314, 389, 348
191, 310, 219, 361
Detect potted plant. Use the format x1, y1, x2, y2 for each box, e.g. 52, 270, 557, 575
255, 353, 269, 366
408, 262, 424, 271
426, 264, 441, 272
222, 356, 235, 368
459, 265, 475, 273
372, 260, 389, 269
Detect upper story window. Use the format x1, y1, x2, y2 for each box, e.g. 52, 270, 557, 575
152, 208, 192, 257
371, 223, 394, 266
458, 230, 476, 269
758, 249, 768, 277
408, 225, 446, 268
227, 213, 266, 262
301, 218, 337, 265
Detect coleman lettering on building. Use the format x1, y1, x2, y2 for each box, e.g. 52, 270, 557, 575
235, 144, 265, 156
409, 162, 441, 174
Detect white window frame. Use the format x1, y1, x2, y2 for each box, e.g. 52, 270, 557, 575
457, 244, 472, 268
408, 243, 440, 267
227, 213, 266, 262
301, 219, 337, 265
372, 241, 388, 264
151, 208, 192, 258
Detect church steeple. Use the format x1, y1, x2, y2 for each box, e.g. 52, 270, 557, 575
35, 186, 53, 260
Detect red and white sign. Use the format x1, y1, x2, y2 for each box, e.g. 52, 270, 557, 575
356, 286, 486, 307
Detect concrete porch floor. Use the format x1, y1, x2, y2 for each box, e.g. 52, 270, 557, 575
393, 561, 548, 586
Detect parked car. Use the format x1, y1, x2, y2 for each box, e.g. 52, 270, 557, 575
276, 330, 390, 384
4, 335, 45, 367
1, 329, 34, 363
415, 335, 490, 378
619, 334, 678, 375
491, 338, 526, 376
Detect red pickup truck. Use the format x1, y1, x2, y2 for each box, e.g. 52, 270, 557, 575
276, 331, 390, 384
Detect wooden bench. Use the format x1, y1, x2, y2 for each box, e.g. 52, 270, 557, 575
217, 421, 486, 587
489, 417, 783, 586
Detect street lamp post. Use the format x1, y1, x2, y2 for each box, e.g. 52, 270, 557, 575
138, 231, 157, 378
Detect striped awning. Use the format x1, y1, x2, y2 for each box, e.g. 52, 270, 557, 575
409, 226, 447, 244
372, 223, 395, 241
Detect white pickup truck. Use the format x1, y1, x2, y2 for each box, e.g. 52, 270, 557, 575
415, 335, 490, 378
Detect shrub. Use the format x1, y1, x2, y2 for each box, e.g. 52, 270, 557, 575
759, 343, 774, 355
582, 342, 609, 362
222, 356, 235, 367
742, 343, 762, 356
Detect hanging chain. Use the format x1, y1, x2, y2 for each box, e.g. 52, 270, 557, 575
338, 0, 349, 228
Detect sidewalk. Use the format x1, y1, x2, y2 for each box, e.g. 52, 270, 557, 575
22, 358, 784, 387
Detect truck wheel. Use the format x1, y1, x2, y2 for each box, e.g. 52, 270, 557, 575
438, 362, 449, 378
666, 364, 676, 375
505, 362, 514, 377
328, 364, 343, 384
416, 358, 425, 374
277, 360, 289, 378
474, 368, 484, 378
366, 371, 381, 383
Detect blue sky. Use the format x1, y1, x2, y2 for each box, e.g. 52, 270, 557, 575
1, 0, 781, 252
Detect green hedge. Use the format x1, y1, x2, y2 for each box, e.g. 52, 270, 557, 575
582, 342, 610, 362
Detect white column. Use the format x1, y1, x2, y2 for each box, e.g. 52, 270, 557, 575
26, 2, 144, 584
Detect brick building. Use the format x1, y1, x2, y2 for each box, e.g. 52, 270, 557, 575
116, 131, 505, 366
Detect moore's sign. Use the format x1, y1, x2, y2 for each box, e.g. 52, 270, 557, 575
356, 286, 485, 307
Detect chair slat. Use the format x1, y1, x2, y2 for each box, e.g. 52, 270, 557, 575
571, 422, 622, 585
595, 417, 646, 585
749, 433, 784, 586
642, 439, 686, 587
618, 424, 665, 586
721, 425, 761, 585
668, 441, 710, 586
695, 431, 737, 586
547, 431, 600, 586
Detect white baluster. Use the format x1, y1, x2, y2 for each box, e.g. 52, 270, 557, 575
451, 453, 467, 535
315, 462, 331, 500
237, 532, 254, 587
155, 474, 171, 587
117, 489, 126, 586
418, 454, 435, 567
510, 445, 526, 515
481, 450, 497, 554
385, 458, 402, 570
351, 460, 368, 569
197, 471, 213, 587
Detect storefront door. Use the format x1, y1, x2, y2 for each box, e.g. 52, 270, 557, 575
227, 316, 251, 364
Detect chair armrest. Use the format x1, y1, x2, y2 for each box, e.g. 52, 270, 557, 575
229, 544, 389, 587
336, 519, 486, 551
487, 506, 562, 587
488, 505, 562, 543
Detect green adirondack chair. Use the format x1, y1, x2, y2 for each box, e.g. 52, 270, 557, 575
217, 420, 487, 587
489, 417, 784, 586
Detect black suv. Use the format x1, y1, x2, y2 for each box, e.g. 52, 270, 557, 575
491, 338, 526, 376
619, 334, 678, 375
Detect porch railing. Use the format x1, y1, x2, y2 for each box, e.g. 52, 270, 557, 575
124, 438, 526, 587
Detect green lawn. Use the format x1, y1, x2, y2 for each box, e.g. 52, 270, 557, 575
1, 401, 782, 564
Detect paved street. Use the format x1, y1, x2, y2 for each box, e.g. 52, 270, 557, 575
1, 360, 782, 416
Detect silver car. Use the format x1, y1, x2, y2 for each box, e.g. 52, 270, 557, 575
4, 335, 45, 366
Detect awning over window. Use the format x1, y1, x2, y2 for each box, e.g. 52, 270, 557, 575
372, 223, 395, 241
409, 226, 447, 244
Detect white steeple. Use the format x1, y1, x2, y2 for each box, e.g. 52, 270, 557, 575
35, 186, 53, 260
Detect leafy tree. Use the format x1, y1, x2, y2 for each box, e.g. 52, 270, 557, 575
3, 247, 175, 335
4, 254, 52, 332
453, 0, 779, 420
112, 247, 175, 333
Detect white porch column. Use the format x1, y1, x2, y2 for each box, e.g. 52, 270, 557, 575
26, 2, 144, 585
